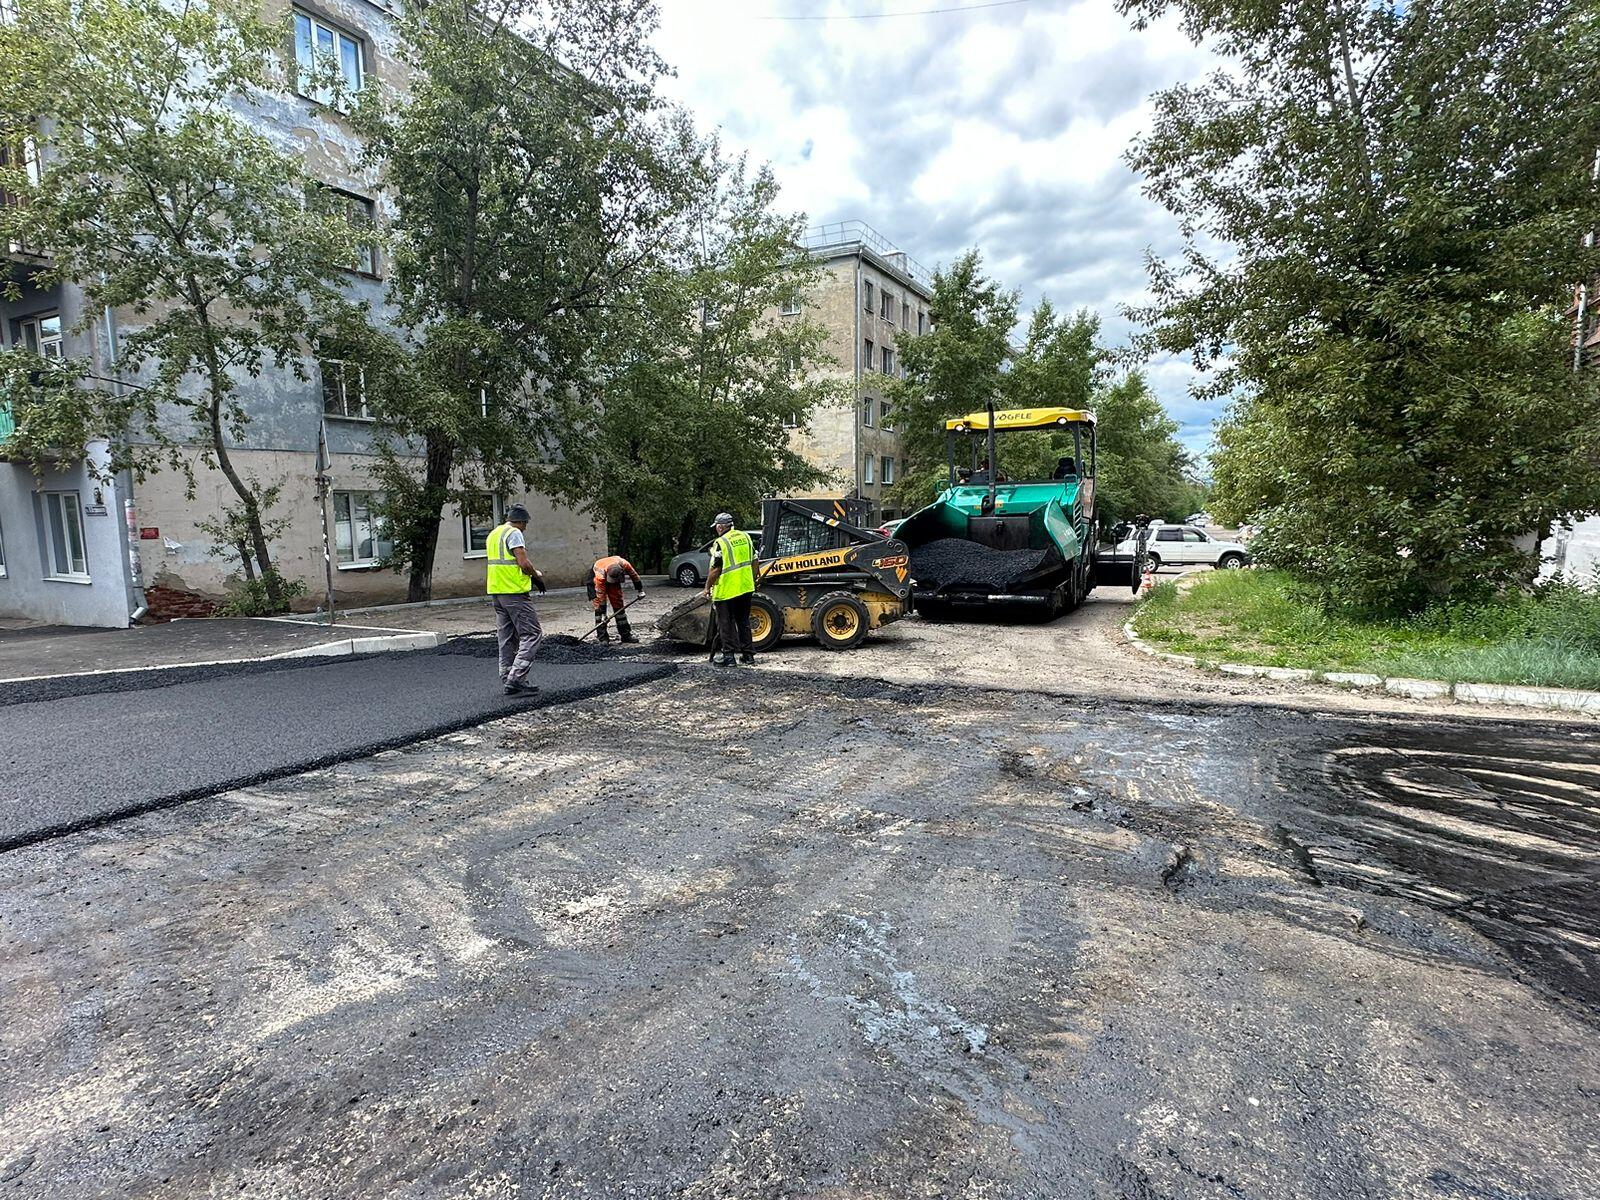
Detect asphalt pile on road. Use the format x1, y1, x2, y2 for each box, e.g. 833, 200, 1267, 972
909, 537, 1051, 592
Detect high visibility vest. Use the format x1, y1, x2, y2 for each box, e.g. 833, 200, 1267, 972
485, 523, 530, 595
710, 529, 755, 601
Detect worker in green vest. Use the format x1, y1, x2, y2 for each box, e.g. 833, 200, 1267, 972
486, 503, 546, 696
703, 511, 756, 666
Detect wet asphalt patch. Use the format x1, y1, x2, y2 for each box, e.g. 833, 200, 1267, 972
0, 637, 673, 853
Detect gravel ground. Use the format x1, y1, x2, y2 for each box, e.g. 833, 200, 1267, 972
1, 672, 1596, 1198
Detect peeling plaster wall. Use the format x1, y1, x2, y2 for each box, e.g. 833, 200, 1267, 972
0, 0, 602, 622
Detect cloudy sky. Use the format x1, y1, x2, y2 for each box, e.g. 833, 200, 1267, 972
653, 0, 1222, 455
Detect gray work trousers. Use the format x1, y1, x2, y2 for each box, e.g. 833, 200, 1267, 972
493, 593, 543, 684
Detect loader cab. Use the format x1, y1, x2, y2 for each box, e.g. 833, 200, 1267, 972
761, 496, 873, 559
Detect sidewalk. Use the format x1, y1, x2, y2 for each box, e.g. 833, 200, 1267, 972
0, 618, 441, 683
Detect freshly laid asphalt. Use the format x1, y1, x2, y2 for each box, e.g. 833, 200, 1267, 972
0, 640, 672, 851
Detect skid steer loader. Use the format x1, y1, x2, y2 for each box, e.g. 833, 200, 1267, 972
656, 498, 911, 652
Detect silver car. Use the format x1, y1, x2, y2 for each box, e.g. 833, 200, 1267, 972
668, 531, 764, 587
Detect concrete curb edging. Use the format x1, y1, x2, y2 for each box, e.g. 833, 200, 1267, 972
1121, 619, 1600, 715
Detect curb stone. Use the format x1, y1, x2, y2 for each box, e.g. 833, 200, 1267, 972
1120, 619, 1600, 717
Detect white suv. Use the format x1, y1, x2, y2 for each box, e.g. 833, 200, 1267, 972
1117, 522, 1251, 571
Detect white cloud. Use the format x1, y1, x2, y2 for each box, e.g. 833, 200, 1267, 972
653, 0, 1223, 453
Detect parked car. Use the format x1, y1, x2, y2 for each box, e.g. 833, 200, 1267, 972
1116, 522, 1251, 571
1185, 511, 1212, 526
876, 518, 906, 539
668, 531, 764, 588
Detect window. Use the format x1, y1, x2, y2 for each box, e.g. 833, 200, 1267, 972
861, 395, 875, 428
333, 491, 391, 567
901, 300, 910, 329
462, 493, 502, 556
863, 338, 874, 371
781, 412, 800, 429
294, 10, 364, 109
880, 347, 894, 377
864, 456, 875, 485
779, 294, 801, 316
881, 405, 894, 432
881, 455, 895, 485
1183, 529, 1207, 543
0, 0, 15, 24
863, 281, 874, 313
44, 491, 88, 579
332, 190, 377, 275
0, 135, 40, 207
918, 310, 927, 335
320, 358, 367, 419
17, 312, 62, 359
1156, 528, 1182, 542
880, 290, 894, 319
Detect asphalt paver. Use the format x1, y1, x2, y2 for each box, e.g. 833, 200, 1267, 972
0, 639, 672, 851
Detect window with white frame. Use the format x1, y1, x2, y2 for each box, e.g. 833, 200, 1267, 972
880, 346, 894, 377
294, 9, 364, 109
44, 491, 88, 579
17, 311, 62, 358
0, 0, 16, 25
0, 134, 40, 214
462, 493, 502, 556
863, 281, 874, 313
779, 294, 801, 316
881, 404, 894, 432
781, 412, 800, 429
332, 490, 391, 566
863, 455, 875, 485
320, 358, 367, 419
860, 395, 875, 428
881, 455, 895, 485
862, 338, 873, 371
880, 290, 894, 319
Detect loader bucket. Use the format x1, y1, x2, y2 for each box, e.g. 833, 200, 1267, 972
656, 592, 715, 647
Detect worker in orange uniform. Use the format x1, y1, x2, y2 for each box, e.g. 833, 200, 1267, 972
589, 553, 644, 643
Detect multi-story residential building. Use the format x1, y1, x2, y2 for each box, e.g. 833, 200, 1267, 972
1552, 274, 1600, 584
783, 221, 934, 526
0, 0, 597, 628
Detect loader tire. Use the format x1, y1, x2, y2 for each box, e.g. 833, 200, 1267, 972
748, 594, 783, 652
812, 591, 870, 650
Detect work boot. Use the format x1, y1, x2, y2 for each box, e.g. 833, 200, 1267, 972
503, 681, 540, 697
716, 653, 736, 667
620, 634, 639, 644
739, 653, 756, 665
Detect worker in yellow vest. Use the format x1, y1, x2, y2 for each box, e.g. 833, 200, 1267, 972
703, 511, 756, 666
486, 503, 546, 696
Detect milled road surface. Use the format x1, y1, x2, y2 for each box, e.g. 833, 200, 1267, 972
2, 667, 1597, 1198
0, 640, 670, 851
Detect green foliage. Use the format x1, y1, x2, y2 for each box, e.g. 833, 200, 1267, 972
0, 0, 358, 605
563, 155, 841, 565
213, 569, 307, 618
885, 256, 1203, 525
1124, 0, 1600, 612
1133, 569, 1600, 689
351, 0, 703, 599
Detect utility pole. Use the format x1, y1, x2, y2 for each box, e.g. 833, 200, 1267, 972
315, 418, 337, 625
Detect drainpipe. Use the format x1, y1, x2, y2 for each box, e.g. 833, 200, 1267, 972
101, 290, 148, 623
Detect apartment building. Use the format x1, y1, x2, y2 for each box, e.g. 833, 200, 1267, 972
1551, 275, 1600, 584
782, 221, 934, 526
0, 0, 596, 627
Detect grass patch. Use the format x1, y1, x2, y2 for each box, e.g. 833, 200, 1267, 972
1132, 569, 1600, 690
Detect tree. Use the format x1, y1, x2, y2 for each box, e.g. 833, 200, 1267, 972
568, 156, 840, 567
0, 0, 358, 609
353, 0, 701, 601
884, 251, 1018, 511
1123, 0, 1600, 610
1093, 371, 1204, 527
